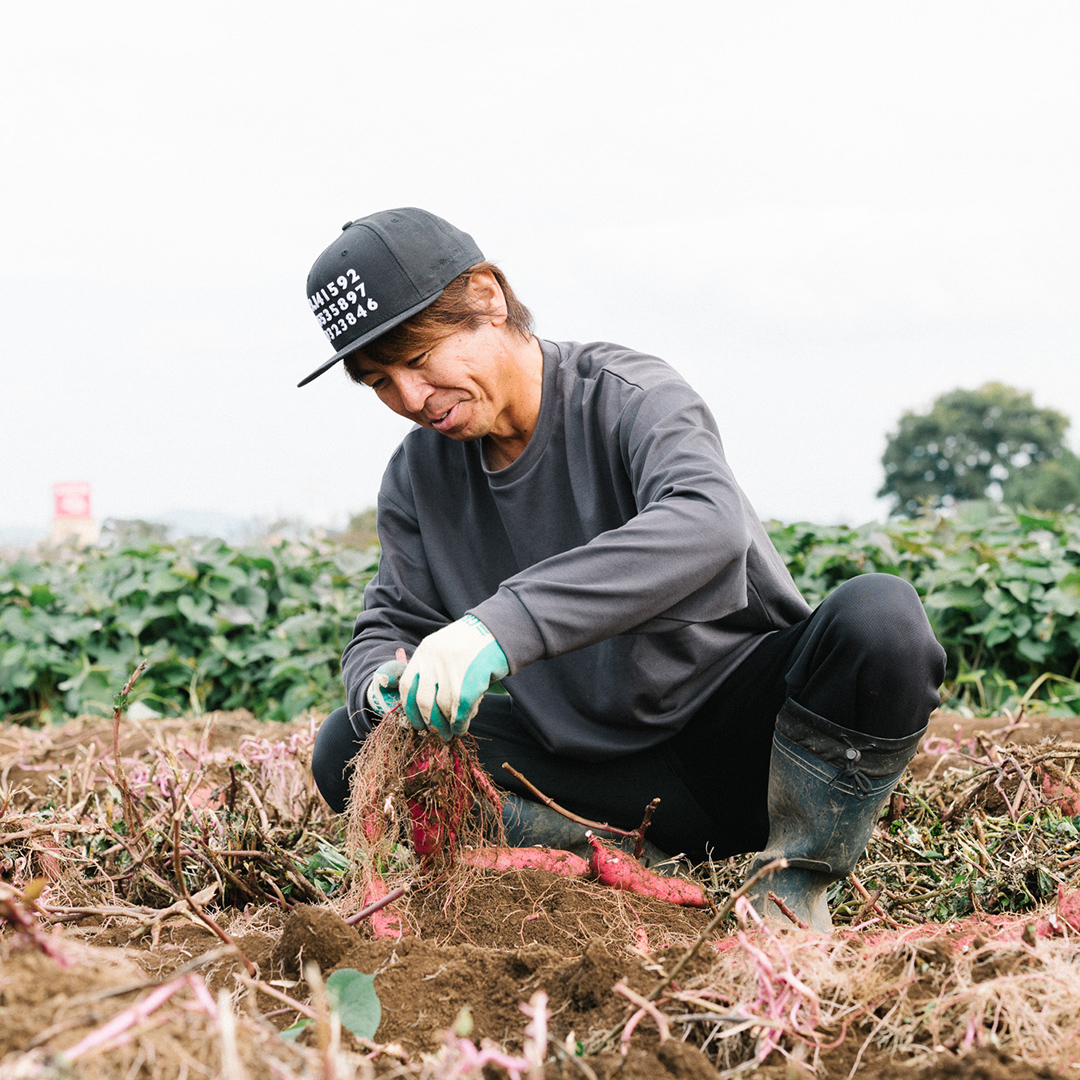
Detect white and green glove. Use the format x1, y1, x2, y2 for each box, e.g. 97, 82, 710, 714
400, 614, 509, 742
365, 657, 407, 718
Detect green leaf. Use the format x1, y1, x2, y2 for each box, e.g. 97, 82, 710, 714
28, 583, 57, 608
1003, 580, 1031, 603
176, 594, 218, 631
1016, 637, 1051, 665
146, 567, 189, 594
112, 570, 146, 601
326, 969, 381, 1040
1018, 511, 1062, 532
923, 586, 984, 611
279, 969, 381, 1043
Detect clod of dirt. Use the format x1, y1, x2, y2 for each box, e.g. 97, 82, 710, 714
567, 1045, 718, 1080
271, 904, 359, 978
566, 939, 621, 1010
907, 1047, 1055, 1079
657, 1039, 729, 1079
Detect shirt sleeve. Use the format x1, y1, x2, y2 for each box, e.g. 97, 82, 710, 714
469, 365, 759, 673
339, 472, 448, 734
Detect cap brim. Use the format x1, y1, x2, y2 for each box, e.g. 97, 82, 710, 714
296, 288, 446, 387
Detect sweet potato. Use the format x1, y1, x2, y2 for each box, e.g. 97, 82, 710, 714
405, 789, 444, 857
587, 835, 708, 907
460, 846, 590, 878
359, 877, 405, 940
404, 742, 470, 861
1043, 773, 1080, 816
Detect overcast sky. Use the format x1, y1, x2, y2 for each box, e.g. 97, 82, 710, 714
3, 2, 1078, 541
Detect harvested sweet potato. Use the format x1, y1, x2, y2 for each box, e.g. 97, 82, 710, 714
587, 835, 708, 907
460, 846, 590, 878
403, 739, 472, 864
359, 877, 405, 940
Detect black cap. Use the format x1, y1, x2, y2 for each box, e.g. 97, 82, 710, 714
297, 207, 484, 387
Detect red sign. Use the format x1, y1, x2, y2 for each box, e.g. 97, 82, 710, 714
54, 481, 92, 518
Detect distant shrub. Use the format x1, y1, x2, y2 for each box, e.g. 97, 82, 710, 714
767, 504, 1080, 714
4, 504, 1078, 724
0, 537, 377, 723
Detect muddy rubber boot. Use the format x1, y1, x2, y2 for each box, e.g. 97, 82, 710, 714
500, 793, 673, 868
746, 699, 925, 932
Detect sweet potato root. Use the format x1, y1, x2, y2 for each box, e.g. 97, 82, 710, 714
403, 740, 472, 863
460, 846, 590, 878
587, 835, 708, 907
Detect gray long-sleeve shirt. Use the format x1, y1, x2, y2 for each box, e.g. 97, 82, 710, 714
342, 339, 811, 758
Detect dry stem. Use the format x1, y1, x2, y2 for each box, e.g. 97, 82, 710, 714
501, 760, 660, 854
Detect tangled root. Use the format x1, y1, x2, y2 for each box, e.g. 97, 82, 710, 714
341, 707, 505, 904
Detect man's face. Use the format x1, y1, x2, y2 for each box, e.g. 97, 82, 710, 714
355, 323, 522, 442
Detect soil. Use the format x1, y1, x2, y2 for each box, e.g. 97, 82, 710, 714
909, 710, 1080, 780
1, 707, 1078, 1078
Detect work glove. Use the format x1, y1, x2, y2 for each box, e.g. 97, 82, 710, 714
400, 614, 509, 742
365, 658, 407, 718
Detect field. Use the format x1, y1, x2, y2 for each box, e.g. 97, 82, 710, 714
3, 507, 1079, 1077
3, 703, 1080, 1079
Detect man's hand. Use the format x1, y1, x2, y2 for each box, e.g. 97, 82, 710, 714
400, 615, 509, 741
365, 649, 408, 718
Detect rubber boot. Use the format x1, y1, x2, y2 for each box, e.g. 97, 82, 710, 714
746, 699, 925, 932
500, 793, 673, 868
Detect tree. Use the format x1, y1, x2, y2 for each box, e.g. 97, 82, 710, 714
879, 382, 1074, 517
337, 506, 379, 550
1002, 449, 1080, 511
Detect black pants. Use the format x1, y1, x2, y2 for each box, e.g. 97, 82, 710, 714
312, 574, 946, 861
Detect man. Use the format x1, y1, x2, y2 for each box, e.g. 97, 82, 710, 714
302, 207, 946, 930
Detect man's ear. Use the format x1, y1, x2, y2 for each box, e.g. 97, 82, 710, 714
465, 269, 507, 326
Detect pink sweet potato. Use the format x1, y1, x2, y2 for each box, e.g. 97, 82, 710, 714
460, 846, 590, 878
358, 877, 405, 940
405, 789, 444, 857
1043, 773, 1080, 816
587, 835, 708, 907
404, 743, 470, 862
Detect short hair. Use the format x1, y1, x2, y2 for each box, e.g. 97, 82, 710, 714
342, 262, 532, 383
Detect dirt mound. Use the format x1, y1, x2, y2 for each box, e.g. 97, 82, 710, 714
271, 905, 646, 1057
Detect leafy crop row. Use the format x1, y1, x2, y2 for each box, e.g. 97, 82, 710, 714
2, 504, 1078, 724
0, 538, 376, 723
767, 503, 1080, 714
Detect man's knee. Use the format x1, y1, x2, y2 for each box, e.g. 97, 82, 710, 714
820, 574, 942, 672
312, 706, 363, 814
788, 574, 947, 734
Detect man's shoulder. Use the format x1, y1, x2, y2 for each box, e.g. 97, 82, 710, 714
548, 340, 690, 394
545, 341, 715, 441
